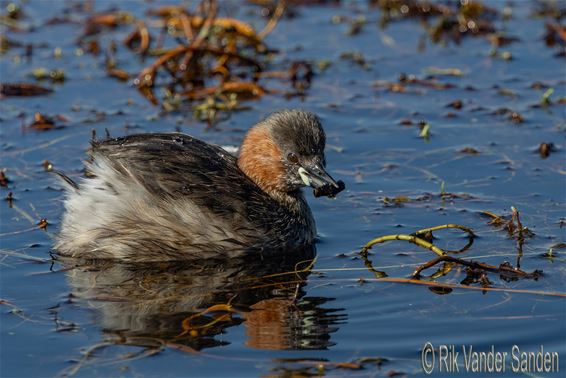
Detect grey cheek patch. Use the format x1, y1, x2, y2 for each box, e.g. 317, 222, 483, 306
298, 167, 311, 186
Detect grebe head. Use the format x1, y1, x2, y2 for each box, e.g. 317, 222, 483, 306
238, 109, 342, 198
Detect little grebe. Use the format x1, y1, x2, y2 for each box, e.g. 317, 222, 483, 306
55, 109, 345, 262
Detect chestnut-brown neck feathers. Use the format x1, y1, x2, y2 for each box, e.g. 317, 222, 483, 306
238, 125, 287, 197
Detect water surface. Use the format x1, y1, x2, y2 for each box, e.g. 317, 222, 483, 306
1, 1, 565, 377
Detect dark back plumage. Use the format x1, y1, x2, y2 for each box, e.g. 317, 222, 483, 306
56, 132, 315, 261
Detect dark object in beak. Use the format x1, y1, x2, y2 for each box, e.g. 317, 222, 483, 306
300, 164, 345, 198
313, 179, 345, 198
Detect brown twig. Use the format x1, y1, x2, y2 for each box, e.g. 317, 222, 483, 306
184, 81, 266, 100
124, 20, 150, 55
361, 233, 447, 257
359, 252, 388, 279
180, 0, 217, 70
412, 223, 475, 254
137, 45, 261, 87
360, 222, 543, 286
0, 83, 53, 96
179, 12, 195, 43
413, 223, 475, 239
349, 277, 565, 298
511, 206, 524, 242
258, 0, 285, 40
411, 255, 541, 280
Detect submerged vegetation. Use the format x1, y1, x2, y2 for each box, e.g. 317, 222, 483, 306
371, 0, 502, 44
360, 208, 543, 288
75, 0, 291, 125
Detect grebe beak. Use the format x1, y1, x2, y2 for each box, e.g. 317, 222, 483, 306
298, 164, 345, 198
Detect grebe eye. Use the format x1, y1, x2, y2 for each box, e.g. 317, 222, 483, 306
287, 152, 299, 164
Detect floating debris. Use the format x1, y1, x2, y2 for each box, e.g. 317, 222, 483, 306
481, 207, 534, 240
42, 160, 53, 171
487, 33, 520, 47
30, 68, 66, 83
425, 67, 464, 76
0, 34, 22, 54
123, 20, 150, 55
132, 1, 267, 108
79, 11, 134, 41
37, 218, 49, 230
370, 0, 505, 45
5, 191, 14, 207
447, 99, 463, 109
418, 120, 430, 139
460, 147, 480, 155
400, 72, 454, 89
316, 59, 332, 71
107, 68, 130, 81
538, 142, 555, 158
347, 16, 367, 36
496, 87, 517, 97
382, 195, 410, 206
339, 51, 370, 69
360, 223, 541, 287
0, 170, 9, 187
543, 22, 566, 56
70, 0, 298, 124
26, 113, 67, 131
508, 111, 524, 124
414, 257, 541, 283
499, 50, 513, 60
192, 93, 248, 127
541, 87, 554, 106
271, 356, 389, 376
0, 83, 53, 96
375, 73, 455, 94
532, 0, 566, 20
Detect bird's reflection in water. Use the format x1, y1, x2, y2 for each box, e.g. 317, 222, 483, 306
61, 246, 346, 355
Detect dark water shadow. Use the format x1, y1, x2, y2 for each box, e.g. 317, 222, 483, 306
57, 246, 346, 356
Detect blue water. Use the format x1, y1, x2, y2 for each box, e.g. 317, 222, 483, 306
1, 1, 565, 377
